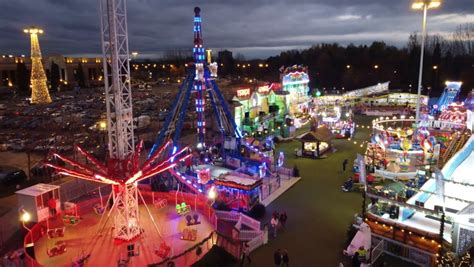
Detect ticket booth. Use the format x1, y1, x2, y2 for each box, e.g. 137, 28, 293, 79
16, 183, 61, 222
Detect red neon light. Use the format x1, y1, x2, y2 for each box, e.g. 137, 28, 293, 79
46, 138, 190, 187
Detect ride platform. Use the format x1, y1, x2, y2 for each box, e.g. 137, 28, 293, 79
33, 204, 215, 266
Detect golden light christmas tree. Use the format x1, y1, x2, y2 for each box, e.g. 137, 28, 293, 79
24, 27, 52, 104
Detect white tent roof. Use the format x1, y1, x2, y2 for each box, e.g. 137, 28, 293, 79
345, 222, 372, 256
16, 183, 60, 197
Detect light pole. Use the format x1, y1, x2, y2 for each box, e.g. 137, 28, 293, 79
20, 209, 32, 232
412, 0, 441, 123
99, 120, 107, 159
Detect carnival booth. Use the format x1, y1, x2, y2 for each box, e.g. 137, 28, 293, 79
332, 119, 356, 139
16, 183, 61, 223
297, 126, 333, 158
213, 174, 262, 211
438, 102, 467, 126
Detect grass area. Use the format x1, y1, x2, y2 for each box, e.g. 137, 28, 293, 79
248, 115, 375, 266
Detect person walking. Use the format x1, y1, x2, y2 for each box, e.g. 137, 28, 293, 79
270, 215, 279, 238
240, 242, 251, 266
282, 249, 289, 267
342, 159, 348, 172
273, 249, 282, 267
280, 212, 287, 229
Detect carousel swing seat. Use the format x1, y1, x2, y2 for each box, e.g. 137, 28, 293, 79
47, 241, 67, 257
155, 242, 171, 258
176, 202, 190, 215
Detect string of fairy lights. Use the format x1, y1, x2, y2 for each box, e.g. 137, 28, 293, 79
346, 119, 470, 262
347, 124, 372, 148
24, 27, 52, 104
363, 216, 442, 258
347, 123, 474, 203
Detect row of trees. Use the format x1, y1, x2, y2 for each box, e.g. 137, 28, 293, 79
221, 23, 472, 98
262, 23, 473, 97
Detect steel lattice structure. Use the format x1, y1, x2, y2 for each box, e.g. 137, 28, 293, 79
46, 0, 190, 241
149, 7, 242, 158
24, 27, 52, 104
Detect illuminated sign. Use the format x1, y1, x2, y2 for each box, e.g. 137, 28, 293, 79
258, 86, 270, 94
237, 88, 251, 98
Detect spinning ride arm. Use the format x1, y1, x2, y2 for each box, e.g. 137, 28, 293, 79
149, 72, 194, 157
210, 79, 242, 140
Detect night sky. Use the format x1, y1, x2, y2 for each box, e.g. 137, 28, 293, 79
0, 0, 473, 58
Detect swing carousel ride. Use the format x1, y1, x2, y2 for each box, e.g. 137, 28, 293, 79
26, 2, 217, 266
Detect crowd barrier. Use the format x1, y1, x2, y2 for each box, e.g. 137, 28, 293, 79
23, 222, 47, 267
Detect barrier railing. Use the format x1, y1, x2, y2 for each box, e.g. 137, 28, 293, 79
374, 169, 417, 181
240, 214, 261, 231
275, 166, 293, 179
23, 222, 47, 267
261, 177, 281, 201
371, 238, 384, 265
149, 231, 243, 267
239, 230, 262, 241
214, 231, 242, 259
215, 210, 261, 231
246, 232, 266, 252
214, 210, 265, 252
215, 210, 240, 221
372, 117, 466, 132
148, 231, 215, 267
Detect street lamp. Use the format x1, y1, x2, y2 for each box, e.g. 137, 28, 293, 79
99, 121, 107, 131
346, 65, 351, 69
412, 0, 441, 123
20, 209, 32, 231
207, 186, 217, 200
98, 120, 107, 158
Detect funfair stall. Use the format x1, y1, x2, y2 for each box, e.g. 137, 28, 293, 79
296, 126, 333, 158
16, 183, 61, 223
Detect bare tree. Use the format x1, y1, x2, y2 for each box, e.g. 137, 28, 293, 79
235, 53, 246, 61
451, 23, 474, 56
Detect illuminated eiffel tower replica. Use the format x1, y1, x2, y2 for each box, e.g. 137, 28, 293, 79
24, 27, 52, 104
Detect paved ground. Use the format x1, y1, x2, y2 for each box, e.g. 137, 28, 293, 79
249, 115, 374, 266
34, 205, 215, 267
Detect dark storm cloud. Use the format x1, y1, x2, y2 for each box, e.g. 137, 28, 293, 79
0, 0, 472, 58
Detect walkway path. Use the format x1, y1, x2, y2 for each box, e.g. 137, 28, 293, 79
249, 116, 372, 266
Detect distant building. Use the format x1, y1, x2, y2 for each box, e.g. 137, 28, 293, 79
0, 54, 103, 88
217, 50, 234, 75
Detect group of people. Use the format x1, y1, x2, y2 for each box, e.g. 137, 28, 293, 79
239, 211, 289, 266
240, 245, 290, 267
270, 211, 288, 238
273, 249, 290, 266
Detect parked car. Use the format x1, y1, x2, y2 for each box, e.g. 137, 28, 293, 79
0, 166, 27, 185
